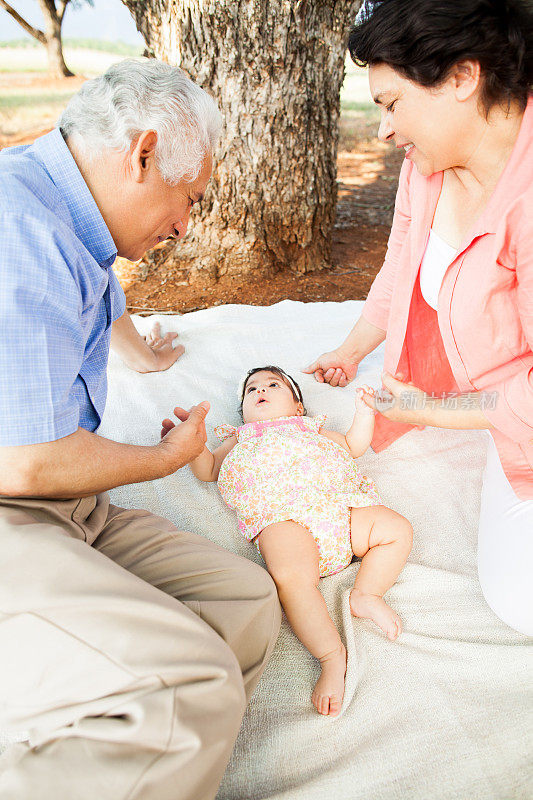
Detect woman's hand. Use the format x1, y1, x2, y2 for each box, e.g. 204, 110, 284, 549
360, 372, 427, 427
302, 349, 359, 387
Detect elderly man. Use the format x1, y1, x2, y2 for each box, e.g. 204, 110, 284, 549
0, 59, 280, 800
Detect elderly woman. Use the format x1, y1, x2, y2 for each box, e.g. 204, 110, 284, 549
306, 0, 533, 635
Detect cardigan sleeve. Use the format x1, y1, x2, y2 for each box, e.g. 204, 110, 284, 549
481, 195, 533, 445
362, 158, 413, 332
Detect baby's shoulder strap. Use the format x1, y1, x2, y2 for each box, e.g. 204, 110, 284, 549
306, 413, 327, 431
214, 423, 238, 442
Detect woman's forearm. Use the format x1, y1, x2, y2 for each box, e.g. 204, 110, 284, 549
421, 392, 494, 430
337, 314, 386, 363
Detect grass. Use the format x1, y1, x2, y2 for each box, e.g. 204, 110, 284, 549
0, 90, 78, 110
0, 38, 143, 55
0, 45, 141, 74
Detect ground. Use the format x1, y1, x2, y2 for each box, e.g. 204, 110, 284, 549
0, 68, 404, 315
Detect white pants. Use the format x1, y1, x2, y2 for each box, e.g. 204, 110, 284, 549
478, 434, 533, 636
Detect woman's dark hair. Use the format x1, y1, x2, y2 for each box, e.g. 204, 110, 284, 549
239, 366, 306, 418
348, 0, 533, 115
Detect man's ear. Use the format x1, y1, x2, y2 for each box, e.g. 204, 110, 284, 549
130, 130, 158, 183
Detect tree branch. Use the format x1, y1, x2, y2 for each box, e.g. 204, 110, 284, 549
0, 0, 46, 43
57, 0, 71, 22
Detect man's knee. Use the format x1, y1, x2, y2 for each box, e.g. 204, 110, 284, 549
227, 552, 282, 604
233, 559, 282, 644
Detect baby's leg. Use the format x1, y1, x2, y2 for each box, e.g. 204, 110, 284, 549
257, 521, 346, 718
349, 505, 413, 640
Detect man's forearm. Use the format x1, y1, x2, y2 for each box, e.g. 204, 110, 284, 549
0, 427, 175, 499
111, 310, 158, 372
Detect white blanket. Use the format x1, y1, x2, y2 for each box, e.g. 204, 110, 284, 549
3, 300, 532, 798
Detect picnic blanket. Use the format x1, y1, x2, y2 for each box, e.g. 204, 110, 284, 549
2, 299, 532, 799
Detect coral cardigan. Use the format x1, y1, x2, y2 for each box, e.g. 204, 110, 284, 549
363, 96, 533, 500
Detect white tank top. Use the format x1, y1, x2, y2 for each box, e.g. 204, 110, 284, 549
419, 229, 457, 310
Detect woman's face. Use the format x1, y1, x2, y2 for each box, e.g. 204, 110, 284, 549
241, 370, 303, 424
368, 62, 481, 176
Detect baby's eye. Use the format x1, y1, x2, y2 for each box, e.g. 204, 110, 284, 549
270, 382, 279, 387
247, 386, 256, 393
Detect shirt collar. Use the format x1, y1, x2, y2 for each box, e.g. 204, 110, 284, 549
32, 127, 117, 269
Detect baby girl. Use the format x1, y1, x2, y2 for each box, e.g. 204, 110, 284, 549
190, 366, 413, 718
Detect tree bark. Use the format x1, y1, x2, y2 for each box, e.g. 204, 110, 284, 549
0, 0, 74, 77
123, 0, 361, 283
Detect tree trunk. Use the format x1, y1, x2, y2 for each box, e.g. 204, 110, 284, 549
38, 0, 74, 78
44, 18, 73, 77
124, 0, 361, 283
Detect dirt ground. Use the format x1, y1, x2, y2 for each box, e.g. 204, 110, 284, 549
1, 73, 404, 314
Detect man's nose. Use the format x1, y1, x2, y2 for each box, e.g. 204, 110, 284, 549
175, 210, 191, 240
378, 113, 394, 143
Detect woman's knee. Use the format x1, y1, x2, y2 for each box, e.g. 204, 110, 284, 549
478, 563, 533, 636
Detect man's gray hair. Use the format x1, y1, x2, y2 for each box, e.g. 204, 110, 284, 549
58, 58, 222, 185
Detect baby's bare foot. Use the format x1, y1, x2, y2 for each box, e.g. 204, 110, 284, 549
311, 643, 347, 718
349, 587, 403, 640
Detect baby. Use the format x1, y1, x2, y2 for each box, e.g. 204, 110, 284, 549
190, 366, 413, 718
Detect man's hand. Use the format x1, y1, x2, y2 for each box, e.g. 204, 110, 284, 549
111, 312, 185, 373
158, 402, 210, 471
302, 348, 359, 387
142, 321, 185, 372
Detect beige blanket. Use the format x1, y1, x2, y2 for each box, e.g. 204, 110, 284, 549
3, 300, 532, 798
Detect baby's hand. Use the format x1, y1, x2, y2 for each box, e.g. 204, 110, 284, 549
355, 385, 376, 416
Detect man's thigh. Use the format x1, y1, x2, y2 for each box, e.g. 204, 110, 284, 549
0, 500, 240, 735
94, 504, 281, 699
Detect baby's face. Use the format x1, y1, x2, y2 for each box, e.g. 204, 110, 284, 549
242, 370, 302, 423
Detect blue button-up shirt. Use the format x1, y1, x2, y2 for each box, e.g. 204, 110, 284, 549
0, 128, 126, 446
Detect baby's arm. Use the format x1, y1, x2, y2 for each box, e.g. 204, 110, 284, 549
319, 384, 376, 458
345, 385, 376, 457
190, 435, 237, 482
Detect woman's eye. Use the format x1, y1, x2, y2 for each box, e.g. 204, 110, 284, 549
386, 101, 396, 113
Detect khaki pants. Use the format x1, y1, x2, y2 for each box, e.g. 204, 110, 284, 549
0, 493, 281, 800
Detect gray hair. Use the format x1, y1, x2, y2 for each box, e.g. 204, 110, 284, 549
58, 58, 222, 185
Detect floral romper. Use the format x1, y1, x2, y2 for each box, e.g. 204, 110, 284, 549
215, 415, 382, 577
